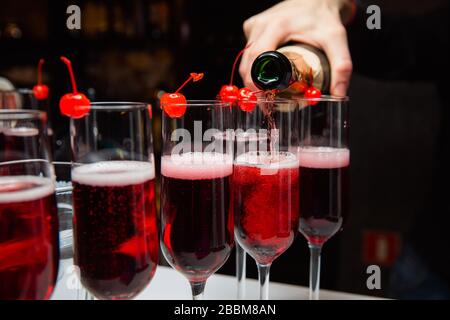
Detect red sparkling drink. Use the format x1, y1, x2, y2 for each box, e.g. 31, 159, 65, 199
161, 152, 234, 282
72, 161, 158, 300
233, 152, 300, 265
0, 176, 59, 300
298, 147, 350, 246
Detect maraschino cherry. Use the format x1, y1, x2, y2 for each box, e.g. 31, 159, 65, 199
238, 87, 259, 112
219, 44, 251, 104
160, 72, 204, 118
59, 56, 90, 118
32, 59, 49, 100
304, 67, 321, 105
304, 87, 321, 105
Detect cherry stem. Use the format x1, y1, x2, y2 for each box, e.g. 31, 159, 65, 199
229, 43, 252, 86
175, 74, 194, 94
61, 56, 78, 94
37, 59, 44, 85
309, 67, 313, 87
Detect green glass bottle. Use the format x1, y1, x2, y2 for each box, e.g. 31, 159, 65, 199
251, 44, 331, 94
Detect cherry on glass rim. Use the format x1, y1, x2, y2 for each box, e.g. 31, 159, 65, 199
238, 87, 258, 112
304, 87, 321, 106
33, 59, 49, 100
59, 56, 91, 118
160, 72, 204, 118
303, 67, 322, 105
219, 43, 252, 104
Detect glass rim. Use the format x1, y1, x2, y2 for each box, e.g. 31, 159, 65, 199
0, 88, 34, 95
162, 99, 300, 106
160, 100, 231, 107
80, 101, 150, 111
254, 97, 298, 104
53, 161, 72, 166
294, 94, 349, 102
0, 109, 46, 120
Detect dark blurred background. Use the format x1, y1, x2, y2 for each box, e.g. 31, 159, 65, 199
0, 0, 447, 298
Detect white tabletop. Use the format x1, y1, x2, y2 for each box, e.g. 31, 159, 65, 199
52, 259, 380, 300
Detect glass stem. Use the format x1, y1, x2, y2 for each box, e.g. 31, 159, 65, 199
84, 288, 95, 300
257, 263, 271, 300
236, 243, 246, 300
190, 281, 206, 300
78, 275, 94, 300
76, 279, 84, 300
308, 243, 323, 300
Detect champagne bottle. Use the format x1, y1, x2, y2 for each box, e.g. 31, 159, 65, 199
251, 44, 331, 94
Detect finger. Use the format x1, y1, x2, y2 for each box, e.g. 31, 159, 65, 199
239, 40, 260, 90
239, 26, 265, 89
243, 16, 256, 39
320, 27, 353, 96
239, 25, 288, 89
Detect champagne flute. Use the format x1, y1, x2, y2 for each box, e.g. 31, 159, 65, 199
297, 95, 350, 300
160, 100, 234, 300
71, 102, 158, 300
233, 98, 300, 300
0, 110, 59, 300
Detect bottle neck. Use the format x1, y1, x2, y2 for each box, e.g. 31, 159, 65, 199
251, 44, 330, 94
250, 51, 294, 91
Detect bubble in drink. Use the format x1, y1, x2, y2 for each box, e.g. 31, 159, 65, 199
0, 176, 59, 300
160, 152, 234, 282
233, 151, 299, 265
72, 161, 158, 300
298, 147, 350, 245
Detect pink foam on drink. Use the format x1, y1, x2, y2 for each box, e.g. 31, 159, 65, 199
72, 161, 155, 186
161, 152, 233, 180
0, 176, 54, 203
235, 152, 299, 176
298, 147, 350, 169
235, 151, 299, 170
3, 127, 39, 137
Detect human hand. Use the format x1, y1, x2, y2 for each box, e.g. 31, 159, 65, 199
239, 0, 355, 96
